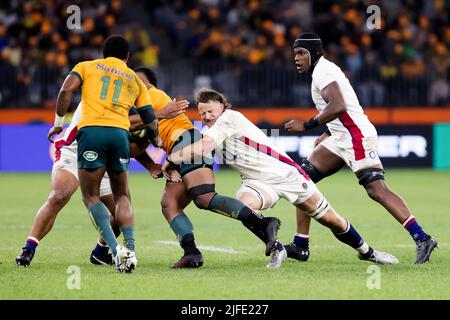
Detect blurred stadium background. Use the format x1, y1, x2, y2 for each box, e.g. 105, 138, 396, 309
0, 0, 449, 171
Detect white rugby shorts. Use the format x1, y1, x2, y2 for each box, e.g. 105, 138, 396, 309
320, 135, 382, 172
236, 167, 317, 209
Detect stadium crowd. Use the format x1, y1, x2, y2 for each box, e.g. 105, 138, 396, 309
0, 0, 449, 108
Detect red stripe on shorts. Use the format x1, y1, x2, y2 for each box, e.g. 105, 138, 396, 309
338, 112, 365, 161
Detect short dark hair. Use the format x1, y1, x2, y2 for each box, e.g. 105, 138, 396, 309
134, 66, 158, 87
196, 89, 231, 109
102, 35, 129, 60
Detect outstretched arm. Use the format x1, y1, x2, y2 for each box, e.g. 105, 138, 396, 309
161, 136, 217, 175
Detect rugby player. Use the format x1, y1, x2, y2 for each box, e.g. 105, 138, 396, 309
162, 89, 399, 268
48, 35, 159, 273
134, 67, 281, 268
15, 96, 187, 268
284, 33, 437, 264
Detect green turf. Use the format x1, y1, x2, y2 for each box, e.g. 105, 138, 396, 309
0, 169, 449, 300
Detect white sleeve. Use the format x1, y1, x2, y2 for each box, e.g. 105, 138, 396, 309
313, 66, 338, 91
203, 111, 240, 145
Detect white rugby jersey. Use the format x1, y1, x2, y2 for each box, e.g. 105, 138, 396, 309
54, 103, 81, 161
202, 109, 310, 181
311, 57, 378, 160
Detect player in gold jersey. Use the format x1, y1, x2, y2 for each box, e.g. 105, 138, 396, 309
133, 67, 281, 269
48, 35, 160, 273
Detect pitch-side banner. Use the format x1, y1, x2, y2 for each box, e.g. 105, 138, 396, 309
257, 124, 433, 168
0, 124, 433, 172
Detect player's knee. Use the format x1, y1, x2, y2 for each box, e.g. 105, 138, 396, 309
300, 159, 325, 183
188, 184, 216, 210
193, 192, 216, 209
48, 190, 72, 208
160, 197, 181, 215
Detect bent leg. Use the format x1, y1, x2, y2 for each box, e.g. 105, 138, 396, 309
16, 169, 80, 266
29, 169, 79, 241
107, 169, 134, 251
183, 168, 280, 255
290, 144, 346, 250
161, 180, 203, 268
79, 167, 119, 255
296, 191, 398, 264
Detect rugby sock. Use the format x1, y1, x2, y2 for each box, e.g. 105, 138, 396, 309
92, 240, 109, 257
333, 220, 373, 257
209, 194, 266, 227
275, 241, 284, 251
25, 236, 39, 252
403, 216, 427, 241
88, 202, 118, 255
238, 206, 270, 243
120, 226, 135, 251
208, 194, 246, 219
208, 194, 268, 242
170, 214, 194, 240
293, 234, 309, 249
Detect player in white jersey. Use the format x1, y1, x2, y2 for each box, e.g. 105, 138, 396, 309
284, 33, 437, 264
162, 89, 399, 268
16, 100, 186, 268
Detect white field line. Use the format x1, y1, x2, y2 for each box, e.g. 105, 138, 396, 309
156, 240, 246, 254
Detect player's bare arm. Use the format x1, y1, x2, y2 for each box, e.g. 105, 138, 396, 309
129, 99, 189, 131
48, 74, 81, 142
161, 136, 217, 178
285, 81, 346, 133
136, 107, 162, 148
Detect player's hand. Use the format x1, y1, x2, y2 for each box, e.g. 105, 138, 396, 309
149, 163, 163, 179
158, 98, 189, 119
166, 169, 182, 183
284, 119, 306, 132
47, 126, 63, 143
313, 132, 331, 147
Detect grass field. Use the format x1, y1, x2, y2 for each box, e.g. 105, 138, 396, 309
1, 169, 449, 300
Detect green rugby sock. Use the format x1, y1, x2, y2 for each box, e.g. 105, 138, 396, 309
208, 194, 246, 219
170, 214, 194, 240
120, 226, 135, 251
89, 202, 118, 255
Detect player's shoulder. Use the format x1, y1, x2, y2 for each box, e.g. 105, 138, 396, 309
219, 109, 249, 128
81, 58, 103, 67
219, 109, 243, 122
222, 109, 243, 118
313, 57, 342, 79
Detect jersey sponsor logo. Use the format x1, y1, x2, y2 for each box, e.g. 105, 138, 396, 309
119, 157, 130, 164
96, 63, 132, 79
83, 151, 98, 161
